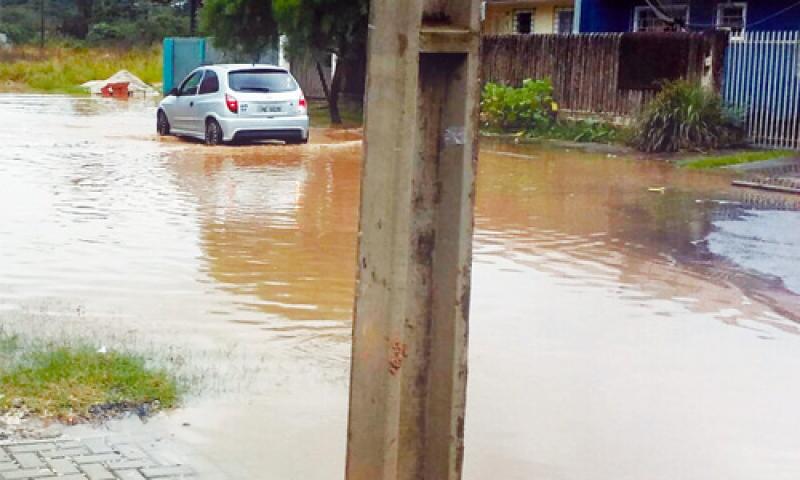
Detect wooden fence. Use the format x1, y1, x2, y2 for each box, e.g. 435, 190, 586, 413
481, 32, 728, 118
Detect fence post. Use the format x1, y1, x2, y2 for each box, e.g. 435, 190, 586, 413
346, 0, 481, 479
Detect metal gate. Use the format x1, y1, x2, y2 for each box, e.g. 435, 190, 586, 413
723, 31, 800, 149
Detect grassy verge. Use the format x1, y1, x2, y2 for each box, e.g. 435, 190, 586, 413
528, 120, 628, 144
482, 119, 628, 146
0, 331, 178, 421
308, 98, 364, 128
679, 149, 796, 169
0, 45, 162, 94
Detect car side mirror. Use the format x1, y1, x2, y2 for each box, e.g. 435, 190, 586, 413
168, 88, 179, 97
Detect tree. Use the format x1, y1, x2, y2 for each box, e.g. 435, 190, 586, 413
200, 0, 279, 62
273, 0, 368, 124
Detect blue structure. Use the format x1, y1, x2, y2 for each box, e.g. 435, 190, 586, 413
162, 37, 280, 94
577, 0, 800, 33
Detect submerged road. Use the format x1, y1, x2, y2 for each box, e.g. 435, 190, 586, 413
1, 95, 799, 479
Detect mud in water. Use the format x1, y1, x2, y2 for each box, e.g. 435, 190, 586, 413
1, 95, 800, 479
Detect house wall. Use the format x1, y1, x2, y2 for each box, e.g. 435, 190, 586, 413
485, 1, 575, 34
578, 0, 800, 32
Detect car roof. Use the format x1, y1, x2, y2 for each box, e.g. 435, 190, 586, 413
204, 64, 288, 72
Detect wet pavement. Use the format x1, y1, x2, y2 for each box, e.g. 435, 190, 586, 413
1, 95, 800, 479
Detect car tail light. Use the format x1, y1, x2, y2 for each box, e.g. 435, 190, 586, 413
225, 94, 238, 114
298, 95, 307, 112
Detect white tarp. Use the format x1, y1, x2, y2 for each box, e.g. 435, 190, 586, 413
81, 69, 159, 96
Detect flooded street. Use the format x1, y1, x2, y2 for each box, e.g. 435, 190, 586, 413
2, 95, 800, 479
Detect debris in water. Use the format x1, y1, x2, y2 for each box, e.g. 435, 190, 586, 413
81, 70, 159, 97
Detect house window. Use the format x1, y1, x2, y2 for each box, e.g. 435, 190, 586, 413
717, 2, 747, 40
554, 8, 575, 34
633, 5, 689, 32
513, 9, 535, 34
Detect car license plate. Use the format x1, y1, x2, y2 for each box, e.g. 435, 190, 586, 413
261, 105, 282, 113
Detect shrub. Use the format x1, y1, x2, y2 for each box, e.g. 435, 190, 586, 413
632, 80, 744, 153
481, 79, 557, 131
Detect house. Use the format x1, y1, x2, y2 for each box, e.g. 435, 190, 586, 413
484, 0, 578, 34
575, 1, 800, 38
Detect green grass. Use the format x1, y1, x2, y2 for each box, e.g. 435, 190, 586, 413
0, 45, 162, 94
481, 119, 629, 145
0, 333, 178, 420
308, 98, 364, 128
679, 149, 796, 169
530, 119, 628, 144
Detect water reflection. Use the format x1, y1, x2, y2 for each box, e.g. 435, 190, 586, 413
169, 144, 360, 325
476, 141, 800, 324
2, 96, 800, 479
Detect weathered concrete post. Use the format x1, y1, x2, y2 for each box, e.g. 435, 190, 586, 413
346, 1, 481, 479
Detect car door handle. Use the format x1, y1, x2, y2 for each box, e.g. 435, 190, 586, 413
190, 101, 194, 107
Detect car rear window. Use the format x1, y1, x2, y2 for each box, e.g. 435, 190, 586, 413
228, 70, 298, 93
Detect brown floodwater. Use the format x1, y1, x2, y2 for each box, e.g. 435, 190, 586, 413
2, 95, 800, 479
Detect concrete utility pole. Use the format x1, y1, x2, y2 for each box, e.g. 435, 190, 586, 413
346, 1, 481, 479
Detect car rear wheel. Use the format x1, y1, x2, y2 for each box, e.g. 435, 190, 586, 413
157, 110, 170, 136
286, 135, 309, 145
205, 119, 223, 146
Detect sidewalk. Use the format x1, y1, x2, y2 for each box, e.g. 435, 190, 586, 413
0, 417, 227, 480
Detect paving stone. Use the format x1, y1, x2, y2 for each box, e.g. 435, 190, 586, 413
80, 463, 114, 480
41, 447, 89, 458
116, 470, 147, 480
7, 443, 56, 453
55, 441, 84, 450
140, 465, 193, 478
11, 452, 45, 469
1, 468, 54, 479
109, 459, 154, 470
81, 439, 114, 455
39, 475, 88, 480
112, 445, 148, 461
3, 424, 207, 479
47, 458, 80, 475
72, 454, 122, 464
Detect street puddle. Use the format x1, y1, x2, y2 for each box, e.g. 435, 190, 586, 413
1, 95, 800, 479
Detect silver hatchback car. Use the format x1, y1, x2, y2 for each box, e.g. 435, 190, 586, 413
157, 64, 310, 145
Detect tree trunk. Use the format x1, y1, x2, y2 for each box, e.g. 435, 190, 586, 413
316, 60, 342, 125
189, 0, 198, 35
329, 60, 345, 125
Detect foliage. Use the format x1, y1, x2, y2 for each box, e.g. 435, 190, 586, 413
273, 0, 368, 59
0, 339, 178, 419
679, 149, 795, 169
0, 3, 40, 44
481, 79, 558, 131
0, 0, 189, 46
481, 80, 627, 144
86, 10, 189, 45
0, 45, 162, 93
534, 119, 627, 144
272, 0, 369, 124
631, 80, 744, 153
200, 0, 279, 61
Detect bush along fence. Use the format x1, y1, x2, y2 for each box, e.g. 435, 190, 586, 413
481, 32, 728, 120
